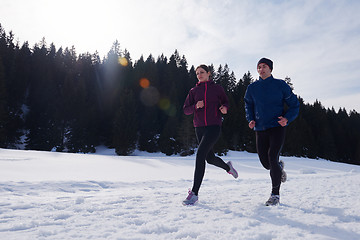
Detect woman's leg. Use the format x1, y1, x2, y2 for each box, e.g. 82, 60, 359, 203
192, 126, 229, 195
204, 126, 230, 171
191, 127, 206, 196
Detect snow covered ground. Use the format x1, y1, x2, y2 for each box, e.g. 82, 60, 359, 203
0, 147, 359, 240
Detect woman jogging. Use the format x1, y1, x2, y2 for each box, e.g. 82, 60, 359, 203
244, 58, 299, 206
182, 64, 238, 205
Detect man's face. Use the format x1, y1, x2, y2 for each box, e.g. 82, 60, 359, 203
257, 63, 272, 79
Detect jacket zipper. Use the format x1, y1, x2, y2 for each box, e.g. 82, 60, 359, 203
204, 82, 208, 126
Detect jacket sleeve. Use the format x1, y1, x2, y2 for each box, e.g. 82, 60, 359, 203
283, 83, 300, 124
244, 86, 255, 122
183, 89, 196, 115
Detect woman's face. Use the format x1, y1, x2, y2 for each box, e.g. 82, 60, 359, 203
196, 67, 210, 82
257, 63, 272, 79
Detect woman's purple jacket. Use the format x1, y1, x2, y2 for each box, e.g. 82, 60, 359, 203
183, 80, 229, 127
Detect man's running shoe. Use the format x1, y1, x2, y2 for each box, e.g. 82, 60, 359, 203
227, 161, 238, 179
182, 190, 198, 205
279, 160, 287, 183
265, 194, 280, 206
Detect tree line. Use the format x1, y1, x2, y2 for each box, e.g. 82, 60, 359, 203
0, 24, 359, 165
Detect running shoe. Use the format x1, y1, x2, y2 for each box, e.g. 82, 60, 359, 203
265, 194, 280, 206
227, 161, 238, 179
182, 190, 198, 205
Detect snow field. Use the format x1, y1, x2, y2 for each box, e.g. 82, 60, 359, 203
0, 148, 360, 239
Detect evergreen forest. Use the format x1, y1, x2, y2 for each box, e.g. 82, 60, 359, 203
1, 24, 359, 165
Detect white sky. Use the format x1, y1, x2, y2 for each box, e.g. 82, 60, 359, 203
1, 0, 360, 112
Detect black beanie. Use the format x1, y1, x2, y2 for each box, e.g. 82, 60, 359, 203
257, 58, 273, 71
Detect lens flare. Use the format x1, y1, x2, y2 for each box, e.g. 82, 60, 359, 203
118, 57, 128, 66
139, 78, 150, 88
166, 105, 177, 117
158, 98, 171, 110
140, 86, 160, 106
158, 98, 177, 116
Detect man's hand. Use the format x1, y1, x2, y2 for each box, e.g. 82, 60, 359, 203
278, 116, 288, 127
249, 120, 255, 129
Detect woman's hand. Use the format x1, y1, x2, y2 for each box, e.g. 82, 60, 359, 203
196, 100, 204, 109
219, 105, 227, 114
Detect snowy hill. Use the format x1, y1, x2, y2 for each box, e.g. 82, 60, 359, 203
0, 148, 360, 240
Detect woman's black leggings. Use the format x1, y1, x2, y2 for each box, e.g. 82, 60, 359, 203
256, 126, 286, 195
191, 125, 230, 196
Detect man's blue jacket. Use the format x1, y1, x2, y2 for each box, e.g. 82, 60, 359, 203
244, 75, 300, 131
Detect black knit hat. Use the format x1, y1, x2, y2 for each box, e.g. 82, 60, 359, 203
257, 58, 273, 71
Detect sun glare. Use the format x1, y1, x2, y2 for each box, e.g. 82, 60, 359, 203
118, 57, 128, 66
140, 86, 160, 107
158, 98, 170, 110
139, 78, 150, 88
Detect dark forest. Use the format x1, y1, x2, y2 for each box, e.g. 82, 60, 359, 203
1, 24, 359, 165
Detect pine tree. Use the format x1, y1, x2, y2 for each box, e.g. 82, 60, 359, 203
283, 98, 315, 158
25, 40, 61, 151
177, 65, 197, 156
214, 64, 236, 93
177, 114, 196, 156
0, 56, 9, 147
135, 55, 161, 152
214, 133, 228, 156
2, 24, 360, 164
284, 76, 294, 90
236, 72, 256, 152
8, 42, 32, 143
0, 27, 26, 147
349, 110, 360, 165
304, 100, 337, 160
65, 53, 101, 153
159, 116, 179, 155
113, 90, 138, 155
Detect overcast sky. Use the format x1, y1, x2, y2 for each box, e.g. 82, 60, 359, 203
1, 0, 360, 112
